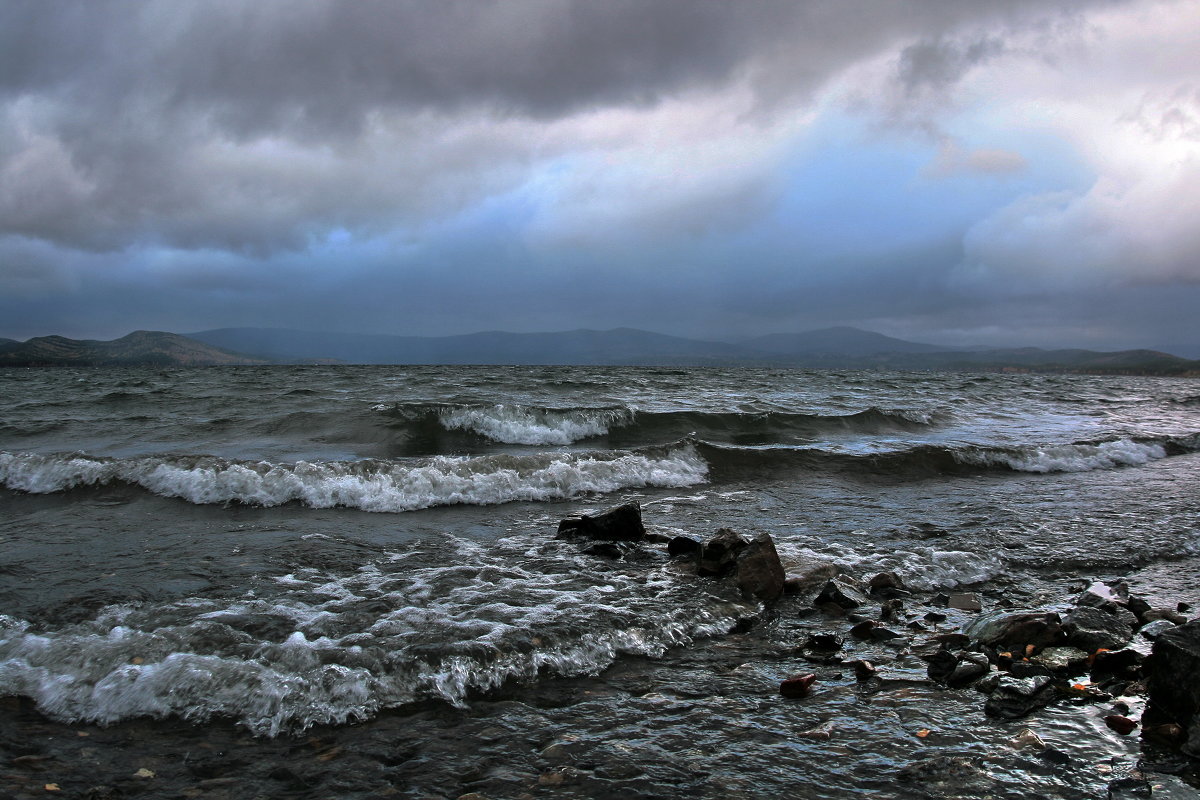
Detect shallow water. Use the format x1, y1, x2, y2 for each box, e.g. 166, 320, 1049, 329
2, 366, 1199, 797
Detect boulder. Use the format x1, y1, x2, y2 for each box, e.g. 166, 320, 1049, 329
984, 675, 1056, 720
733, 533, 786, 603
814, 577, 870, 610
1138, 619, 1178, 641
868, 572, 907, 594
962, 610, 1065, 650
1146, 620, 1200, 741
557, 502, 646, 540
1063, 606, 1134, 652
696, 528, 747, 576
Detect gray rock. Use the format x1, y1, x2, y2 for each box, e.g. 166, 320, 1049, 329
1031, 646, 1089, 676
984, 674, 1056, 719
784, 562, 840, 595
814, 576, 870, 610
1139, 619, 1179, 640
962, 610, 1065, 650
948, 652, 991, 687
1063, 605, 1134, 652
1076, 580, 1129, 610
947, 592, 982, 612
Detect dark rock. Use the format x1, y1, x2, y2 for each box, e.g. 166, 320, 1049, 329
926, 649, 960, 684
731, 614, 760, 634
1180, 602, 1192, 613
848, 659, 877, 682
1107, 778, 1153, 799
1008, 661, 1054, 679
984, 675, 1056, 719
850, 620, 879, 640
1076, 580, 1130, 611
1063, 605, 1135, 652
931, 592, 952, 607
1139, 619, 1178, 641
1090, 648, 1144, 680
907, 620, 928, 631
963, 610, 1065, 650
804, 632, 844, 653
666, 536, 701, 558
880, 598, 904, 621
948, 652, 991, 688
780, 673, 817, 698
932, 632, 971, 650
733, 532, 786, 603
1142, 722, 1186, 747
1126, 595, 1153, 622
1147, 620, 1200, 743
923, 611, 948, 623
1143, 608, 1189, 625
814, 577, 870, 610
784, 562, 840, 595
947, 592, 983, 612
1037, 747, 1071, 766
1103, 715, 1138, 735
870, 626, 905, 642
696, 528, 747, 577
582, 542, 627, 559
557, 502, 646, 540
868, 572, 907, 594
974, 672, 1003, 694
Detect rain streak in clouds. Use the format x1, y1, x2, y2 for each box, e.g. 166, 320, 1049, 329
1, 0, 1198, 353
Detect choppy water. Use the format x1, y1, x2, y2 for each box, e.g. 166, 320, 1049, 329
2, 365, 1199, 797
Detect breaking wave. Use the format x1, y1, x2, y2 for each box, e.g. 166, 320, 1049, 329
0, 446, 708, 512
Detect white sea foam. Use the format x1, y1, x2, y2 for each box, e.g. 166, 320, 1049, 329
0, 446, 708, 512
0, 531, 751, 736
437, 404, 634, 445
959, 438, 1168, 473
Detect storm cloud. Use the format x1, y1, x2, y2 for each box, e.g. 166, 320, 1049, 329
1, 0, 1197, 354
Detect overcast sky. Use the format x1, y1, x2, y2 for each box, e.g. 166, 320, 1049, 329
2, 0, 1199, 353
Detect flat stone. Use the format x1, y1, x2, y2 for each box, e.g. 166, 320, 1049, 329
947, 592, 982, 612
1031, 646, 1089, 676
814, 577, 870, 610
557, 502, 646, 540
963, 610, 1065, 650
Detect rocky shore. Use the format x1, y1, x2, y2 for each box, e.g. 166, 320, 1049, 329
3, 502, 1199, 799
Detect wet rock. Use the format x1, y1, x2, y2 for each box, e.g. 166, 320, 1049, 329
780, 673, 817, 699
1008, 660, 1054, 679
1143, 608, 1188, 625
1063, 606, 1135, 652
557, 502, 646, 540
948, 652, 991, 687
984, 675, 1056, 719
870, 626, 905, 642
1148, 620, 1200, 746
849, 620, 879, 640
1076, 580, 1130, 611
848, 660, 877, 682
1038, 747, 1071, 766
666, 536, 701, 558
814, 577, 870, 610
867, 572, 907, 594
804, 632, 844, 653
963, 610, 1065, 650
1139, 619, 1178, 640
784, 562, 840, 595
880, 598, 904, 621
1107, 777, 1153, 799
1009, 728, 1046, 750
696, 528, 747, 577
974, 672, 1003, 694
947, 592, 983, 612
923, 610, 948, 623
1103, 715, 1138, 735
581, 542, 628, 559
733, 532, 786, 603
795, 721, 836, 740
1031, 646, 1089, 676
1090, 648, 1144, 680
926, 649, 960, 684
1126, 595, 1153, 622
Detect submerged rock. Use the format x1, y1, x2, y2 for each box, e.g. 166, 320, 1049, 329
557, 502, 646, 540
984, 675, 1056, 719
962, 610, 1065, 650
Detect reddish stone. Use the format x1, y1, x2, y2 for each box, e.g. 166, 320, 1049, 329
1104, 715, 1138, 735
780, 673, 817, 698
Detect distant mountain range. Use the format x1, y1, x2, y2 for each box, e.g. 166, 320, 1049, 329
1, 326, 1197, 375
0, 331, 265, 367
